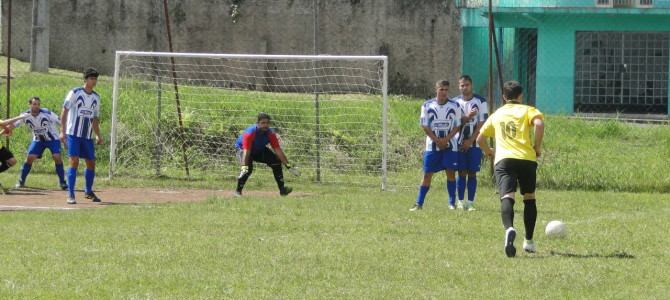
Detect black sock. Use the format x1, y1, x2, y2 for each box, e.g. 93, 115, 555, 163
500, 197, 515, 229
270, 163, 285, 192
523, 199, 537, 240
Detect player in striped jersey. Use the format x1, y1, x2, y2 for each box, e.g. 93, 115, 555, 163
453, 75, 488, 211
60, 68, 104, 204
477, 80, 544, 257
8, 97, 68, 190
410, 80, 462, 211
235, 112, 297, 196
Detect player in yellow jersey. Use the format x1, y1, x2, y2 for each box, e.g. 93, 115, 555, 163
476, 80, 545, 257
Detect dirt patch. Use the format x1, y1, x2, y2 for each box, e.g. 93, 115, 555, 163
0, 187, 302, 211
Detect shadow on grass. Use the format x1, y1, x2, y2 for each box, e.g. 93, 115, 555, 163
549, 250, 635, 259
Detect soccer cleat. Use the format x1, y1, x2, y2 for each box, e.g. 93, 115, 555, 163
448, 204, 456, 210
504, 227, 517, 257
409, 204, 422, 211
85, 192, 102, 202
60, 182, 68, 191
280, 186, 293, 196
15, 181, 25, 189
67, 197, 77, 204
456, 200, 464, 210
523, 239, 536, 253
466, 201, 476, 211
233, 190, 242, 197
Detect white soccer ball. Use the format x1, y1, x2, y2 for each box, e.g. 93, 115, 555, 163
545, 220, 567, 238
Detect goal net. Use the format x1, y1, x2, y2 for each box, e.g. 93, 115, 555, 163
110, 51, 410, 190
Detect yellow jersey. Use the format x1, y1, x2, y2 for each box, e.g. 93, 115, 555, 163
480, 103, 544, 164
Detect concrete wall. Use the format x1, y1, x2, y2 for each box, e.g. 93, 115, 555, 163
1, 0, 462, 97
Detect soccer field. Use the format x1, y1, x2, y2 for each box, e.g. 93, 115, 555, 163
1, 57, 669, 298
1, 177, 669, 298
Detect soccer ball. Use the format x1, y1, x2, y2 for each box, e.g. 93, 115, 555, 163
545, 220, 567, 238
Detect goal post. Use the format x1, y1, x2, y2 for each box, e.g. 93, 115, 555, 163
109, 51, 392, 189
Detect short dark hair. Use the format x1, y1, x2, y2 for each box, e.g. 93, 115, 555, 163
28, 96, 41, 104
458, 75, 473, 83
83, 68, 99, 79
257, 112, 272, 122
435, 80, 450, 88
503, 80, 523, 101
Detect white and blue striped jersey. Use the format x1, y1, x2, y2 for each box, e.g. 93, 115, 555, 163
63, 87, 100, 139
13, 109, 61, 142
420, 98, 462, 152
454, 94, 488, 148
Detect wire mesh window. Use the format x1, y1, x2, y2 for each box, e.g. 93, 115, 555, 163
575, 31, 669, 114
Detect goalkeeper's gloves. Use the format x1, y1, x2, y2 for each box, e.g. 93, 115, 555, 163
285, 163, 301, 177
238, 165, 250, 179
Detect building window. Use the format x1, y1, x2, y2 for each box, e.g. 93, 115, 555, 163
575, 31, 668, 114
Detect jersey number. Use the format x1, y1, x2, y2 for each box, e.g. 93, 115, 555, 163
499, 121, 516, 140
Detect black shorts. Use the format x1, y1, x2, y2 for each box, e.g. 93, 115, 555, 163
236, 148, 281, 167
494, 158, 538, 196
0, 146, 14, 162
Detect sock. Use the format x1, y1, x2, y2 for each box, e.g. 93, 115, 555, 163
416, 185, 430, 206
270, 164, 286, 192
55, 163, 66, 185
467, 176, 477, 201
67, 167, 77, 198
457, 176, 466, 201
447, 180, 457, 205
501, 197, 515, 229
19, 163, 32, 184
523, 199, 537, 240
84, 168, 95, 194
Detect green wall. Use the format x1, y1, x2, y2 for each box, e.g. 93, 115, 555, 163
462, 11, 670, 115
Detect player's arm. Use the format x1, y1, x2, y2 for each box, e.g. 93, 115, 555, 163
532, 116, 544, 157
476, 119, 495, 157
0, 113, 29, 127
92, 117, 103, 144
266, 133, 287, 164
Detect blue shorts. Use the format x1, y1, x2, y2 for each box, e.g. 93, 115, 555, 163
423, 150, 458, 173
27, 140, 62, 158
67, 135, 95, 160
458, 147, 483, 172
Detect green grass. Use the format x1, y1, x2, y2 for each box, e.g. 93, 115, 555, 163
1, 57, 670, 298
1, 179, 669, 298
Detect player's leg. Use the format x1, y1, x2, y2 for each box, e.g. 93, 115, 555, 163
494, 158, 519, 257
66, 135, 81, 203
0, 146, 17, 194
260, 148, 291, 196
411, 172, 434, 211
443, 150, 459, 209
80, 139, 100, 202
0, 146, 17, 173
235, 149, 254, 195
456, 150, 468, 207
518, 160, 539, 253
49, 140, 67, 190
411, 151, 441, 211
466, 147, 483, 211
16, 141, 43, 187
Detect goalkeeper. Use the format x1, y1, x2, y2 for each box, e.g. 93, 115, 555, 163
235, 112, 297, 196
